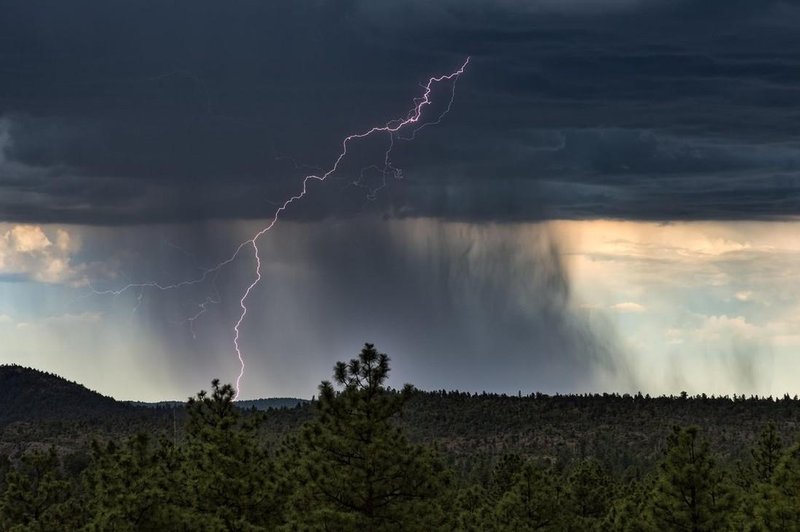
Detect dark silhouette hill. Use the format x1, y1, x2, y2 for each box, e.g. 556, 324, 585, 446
0, 365, 306, 437
0, 366, 308, 457
0, 364, 134, 428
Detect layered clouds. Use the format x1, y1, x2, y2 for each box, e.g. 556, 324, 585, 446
2, 0, 800, 223
563, 220, 800, 395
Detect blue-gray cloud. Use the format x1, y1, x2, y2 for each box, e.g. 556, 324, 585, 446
2, 0, 800, 223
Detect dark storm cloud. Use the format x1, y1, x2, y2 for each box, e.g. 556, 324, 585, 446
3, 0, 800, 223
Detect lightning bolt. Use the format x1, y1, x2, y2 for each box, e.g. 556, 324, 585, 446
94, 57, 470, 399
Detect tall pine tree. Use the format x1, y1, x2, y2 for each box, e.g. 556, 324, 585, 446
284, 343, 447, 531
649, 426, 735, 531
181, 379, 283, 530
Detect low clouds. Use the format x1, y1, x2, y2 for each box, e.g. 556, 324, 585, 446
735, 290, 753, 302
0, 224, 83, 284
13, 311, 103, 331
611, 302, 645, 313
563, 220, 800, 395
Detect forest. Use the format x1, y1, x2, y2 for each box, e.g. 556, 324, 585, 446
2, 344, 800, 531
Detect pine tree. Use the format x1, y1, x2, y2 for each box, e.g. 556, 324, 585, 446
733, 423, 785, 529
603, 477, 656, 532
80, 433, 202, 530
0, 448, 71, 530
284, 343, 448, 531
754, 442, 800, 531
649, 426, 735, 531
181, 379, 283, 530
74, 380, 282, 530
0, 453, 10, 494
493, 459, 564, 530
751, 423, 782, 483
566, 458, 613, 529
488, 453, 524, 502
449, 483, 493, 531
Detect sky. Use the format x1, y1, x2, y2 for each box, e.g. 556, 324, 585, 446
2, 0, 800, 400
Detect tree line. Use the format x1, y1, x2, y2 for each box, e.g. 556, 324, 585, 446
2, 344, 800, 531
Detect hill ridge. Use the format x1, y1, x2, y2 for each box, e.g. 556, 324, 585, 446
0, 364, 130, 428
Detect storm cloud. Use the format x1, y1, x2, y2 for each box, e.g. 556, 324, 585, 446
2, 0, 800, 224
2, 1, 799, 399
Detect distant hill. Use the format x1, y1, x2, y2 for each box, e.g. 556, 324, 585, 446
127, 398, 308, 410
0, 364, 133, 427
0, 364, 305, 430
237, 398, 308, 410
0, 366, 309, 456
125, 400, 185, 409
